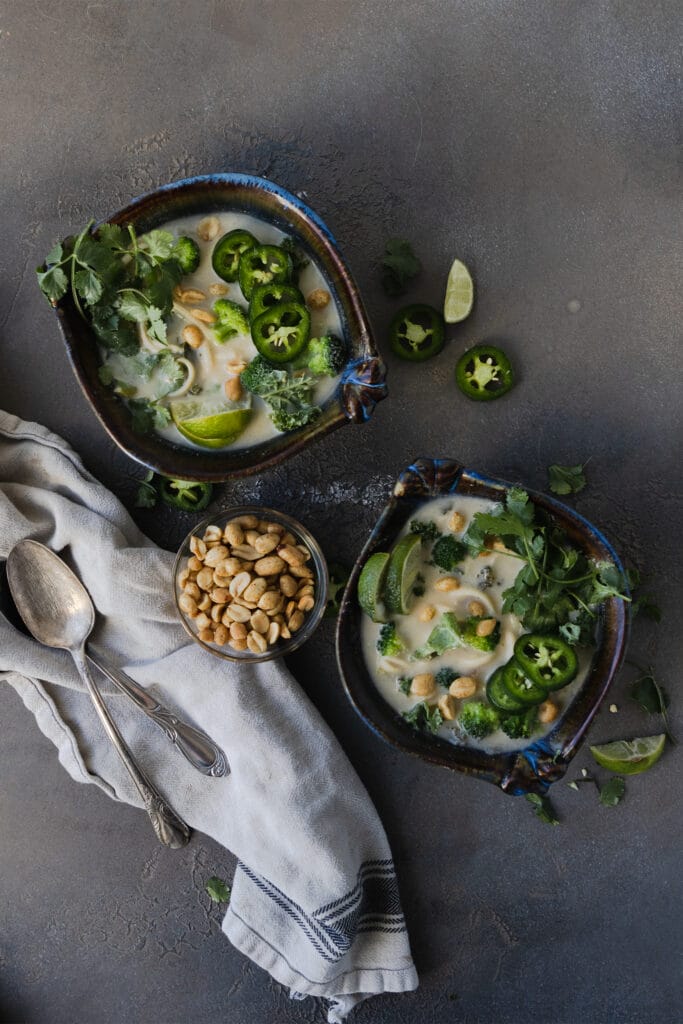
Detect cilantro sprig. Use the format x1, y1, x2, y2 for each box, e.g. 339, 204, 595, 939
381, 238, 421, 296
463, 487, 629, 638
548, 462, 588, 495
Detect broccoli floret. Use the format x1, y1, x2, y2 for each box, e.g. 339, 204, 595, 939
435, 667, 457, 689
500, 707, 539, 740
377, 622, 405, 657
409, 520, 440, 543
458, 701, 499, 739
290, 334, 348, 377
213, 299, 249, 342
240, 355, 277, 395
174, 236, 200, 274
460, 616, 501, 652
269, 404, 320, 432
413, 612, 461, 659
402, 701, 443, 734
397, 676, 413, 695
431, 534, 467, 571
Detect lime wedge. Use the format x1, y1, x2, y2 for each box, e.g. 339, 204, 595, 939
384, 533, 423, 615
443, 259, 474, 323
590, 734, 666, 775
171, 395, 252, 448
358, 552, 390, 622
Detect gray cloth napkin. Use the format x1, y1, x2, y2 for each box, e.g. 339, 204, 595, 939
0, 410, 417, 1022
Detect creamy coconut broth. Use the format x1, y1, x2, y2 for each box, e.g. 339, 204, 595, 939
99, 212, 343, 450
361, 496, 592, 754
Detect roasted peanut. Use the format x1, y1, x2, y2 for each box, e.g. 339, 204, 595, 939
230, 637, 248, 652
231, 544, 260, 561
182, 324, 204, 349
235, 514, 259, 529
254, 533, 280, 555
438, 694, 456, 721
247, 630, 267, 654
178, 593, 198, 617
225, 378, 243, 402
411, 673, 435, 697
178, 568, 191, 588
204, 545, 229, 567
188, 555, 203, 572
196, 567, 215, 591
197, 216, 220, 241
290, 563, 313, 579
475, 618, 497, 637
255, 555, 286, 576
279, 574, 298, 597
258, 590, 282, 613
229, 571, 252, 597
449, 676, 477, 699
298, 595, 315, 612
449, 511, 466, 532
198, 628, 215, 643
306, 288, 330, 309
418, 604, 436, 622
278, 544, 307, 566
435, 576, 460, 592
267, 621, 280, 645
468, 600, 486, 617
189, 536, 207, 559
538, 700, 559, 724
227, 602, 251, 623
288, 610, 305, 632
190, 307, 217, 324
197, 593, 212, 612
203, 525, 222, 543
230, 621, 248, 640
214, 624, 229, 646
243, 577, 268, 603
211, 587, 231, 604
179, 287, 207, 303
195, 612, 212, 632
210, 603, 226, 623
250, 609, 270, 634
209, 282, 230, 296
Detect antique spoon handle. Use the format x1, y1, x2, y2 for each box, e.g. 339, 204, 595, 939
88, 652, 229, 778
72, 647, 191, 848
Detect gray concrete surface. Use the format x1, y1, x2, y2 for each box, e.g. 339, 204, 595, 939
0, 1, 681, 1022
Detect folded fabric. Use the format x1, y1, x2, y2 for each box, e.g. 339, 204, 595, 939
0, 410, 417, 1021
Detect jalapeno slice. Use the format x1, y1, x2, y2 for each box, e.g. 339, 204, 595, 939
249, 282, 304, 322
250, 301, 310, 364
455, 344, 514, 401
501, 659, 548, 706
212, 229, 258, 282
158, 478, 213, 512
486, 666, 528, 712
389, 303, 445, 361
238, 245, 293, 301
513, 634, 579, 690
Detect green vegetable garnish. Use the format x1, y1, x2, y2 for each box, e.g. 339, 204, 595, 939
431, 534, 467, 571
402, 700, 443, 734
212, 299, 250, 342
240, 356, 320, 433
135, 470, 158, 509
205, 876, 231, 903
409, 520, 440, 543
324, 563, 350, 619
380, 238, 421, 296
457, 701, 499, 739
548, 462, 588, 495
158, 478, 213, 512
389, 303, 444, 361
288, 334, 348, 377
455, 343, 514, 401
598, 777, 626, 806
377, 622, 405, 657
525, 792, 560, 825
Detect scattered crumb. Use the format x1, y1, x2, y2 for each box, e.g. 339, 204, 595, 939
609, 703, 618, 713
581, 768, 588, 778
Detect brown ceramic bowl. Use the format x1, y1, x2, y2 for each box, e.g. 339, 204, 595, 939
336, 457, 630, 795
46, 174, 387, 482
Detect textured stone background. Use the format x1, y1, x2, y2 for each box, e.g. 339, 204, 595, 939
0, 1, 681, 1022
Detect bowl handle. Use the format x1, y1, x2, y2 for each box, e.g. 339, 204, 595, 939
392, 457, 465, 498
341, 356, 388, 423
500, 739, 569, 796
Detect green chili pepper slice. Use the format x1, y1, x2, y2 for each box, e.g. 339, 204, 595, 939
249, 282, 305, 322
238, 245, 293, 300
513, 634, 579, 691
501, 658, 549, 706
212, 229, 258, 282
158, 478, 213, 512
389, 303, 445, 361
455, 344, 514, 401
250, 301, 310, 364
486, 665, 528, 712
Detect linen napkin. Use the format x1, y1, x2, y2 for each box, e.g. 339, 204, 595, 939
0, 409, 417, 1022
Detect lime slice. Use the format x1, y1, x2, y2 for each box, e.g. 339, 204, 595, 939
384, 533, 423, 615
590, 734, 666, 775
171, 395, 252, 448
358, 552, 390, 622
443, 259, 474, 323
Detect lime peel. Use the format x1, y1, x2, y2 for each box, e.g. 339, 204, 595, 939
590, 734, 666, 775
443, 258, 474, 323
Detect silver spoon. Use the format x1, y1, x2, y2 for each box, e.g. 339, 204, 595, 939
6, 539, 191, 849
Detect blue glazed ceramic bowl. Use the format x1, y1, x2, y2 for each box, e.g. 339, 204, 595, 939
336, 457, 630, 795
47, 174, 387, 482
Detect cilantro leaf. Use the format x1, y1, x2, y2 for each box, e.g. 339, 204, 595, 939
153, 352, 185, 398
96, 223, 126, 248
117, 290, 151, 323
525, 792, 560, 825
381, 238, 421, 296
45, 242, 64, 265
135, 470, 158, 509
37, 264, 68, 303
599, 777, 625, 807
129, 398, 171, 434
140, 229, 175, 261
548, 462, 588, 495
629, 668, 674, 743
205, 876, 231, 903
74, 267, 103, 306
402, 701, 443, 734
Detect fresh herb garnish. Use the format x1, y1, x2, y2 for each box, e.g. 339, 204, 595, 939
398, 676, 413, 695
324, 563, 350, 618
525, 792, 560, 825
205, 876, 231, 903
435, 667, 457, 689
135, 470, 158, 509
380, 238, 421, 296
599, 777, 626, 806
128, 398, 172, 434
240, 356, 320, 432
409, 519, 439, 543
464, 487, 629, 636
629, 667, 674, 743
548, 462, 588, 496
402, 700, 443, 734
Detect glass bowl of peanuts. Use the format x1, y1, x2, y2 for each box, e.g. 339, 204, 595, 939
174, 506, 329, 661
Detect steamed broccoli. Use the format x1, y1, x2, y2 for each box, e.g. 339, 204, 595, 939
460, 616, 501, 652
431, 534, 467, 571
435, 667, 458, 689
240, 357, 320, 432
413, 611, 461, 659
377, 622, 405, 657
500, 707, 539, 740
402, 701, 443, 734
240, 355, 277, 395
409, 519, 440, 543
213, 299, 250, 342
458, 701, 499, 739
174, 236, 200, 274
290, 334, 348, 377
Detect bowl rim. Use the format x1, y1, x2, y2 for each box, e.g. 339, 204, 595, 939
50, 172, 387, 482
335, 457, 631, 795
173, 504, 329, 663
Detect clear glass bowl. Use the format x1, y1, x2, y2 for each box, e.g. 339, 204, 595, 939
173, 505, 329, 663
